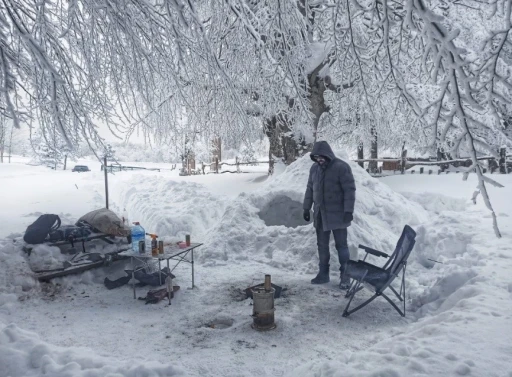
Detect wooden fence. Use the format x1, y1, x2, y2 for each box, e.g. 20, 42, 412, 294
199, 157, 275, 175
101, 163, 177, 173
100, 146, 511, 178
354, 148, 512, 176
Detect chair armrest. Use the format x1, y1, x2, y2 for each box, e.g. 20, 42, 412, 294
358, 244, 389, 258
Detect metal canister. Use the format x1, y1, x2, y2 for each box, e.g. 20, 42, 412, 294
138, 240, 145, 254
158, 240, 164, 254
251, 286, 276, 331
185, 234, 191, 246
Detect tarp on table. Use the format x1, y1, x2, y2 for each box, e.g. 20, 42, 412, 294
77, 208, 130, 237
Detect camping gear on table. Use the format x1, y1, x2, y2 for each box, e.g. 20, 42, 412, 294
131, 222, 145, 251
342, 225, 416, 317
23, 214, 61, 244
77, 208, 130, 237
148, 234, 158, 256
48, 225, 92, 245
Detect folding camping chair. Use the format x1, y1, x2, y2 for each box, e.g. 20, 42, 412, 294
342, 225, 416, 317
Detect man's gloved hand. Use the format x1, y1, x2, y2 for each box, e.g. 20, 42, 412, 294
303, 209, 310, 222
343, 212, 353, 223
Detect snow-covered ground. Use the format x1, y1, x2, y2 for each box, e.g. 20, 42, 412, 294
1, 154, 511, 377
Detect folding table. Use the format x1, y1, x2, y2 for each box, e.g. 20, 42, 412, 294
119, 243, 203, 299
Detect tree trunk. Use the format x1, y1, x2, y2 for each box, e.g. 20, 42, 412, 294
309, 73, 329, 143
63, 154, 67, 170
265, 115, 305, 165
8, 122, 13, 163
368, 127, 378, 173
401, 147, 407, 174
211, 137, 221, 162
499, 147, 507, 174
357, 142, 364, 168
0, 116, 5, 163
437, 147, 449, 172
265, 116, 284, 162
281, 133, 301, 165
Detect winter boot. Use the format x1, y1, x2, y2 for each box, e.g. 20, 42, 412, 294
311, 264, 330, 284
339, 263, 351, 290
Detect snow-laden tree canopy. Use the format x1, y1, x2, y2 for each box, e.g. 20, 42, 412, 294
1, 0, 511, 233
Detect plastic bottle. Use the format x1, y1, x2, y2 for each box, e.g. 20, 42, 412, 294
131, 222, 145, 252
122, 208, 130, 227
149, 234, 159, 257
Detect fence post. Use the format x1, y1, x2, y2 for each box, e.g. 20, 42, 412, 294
499, 147, 506, 174
215, 157, 219, 174
236, 157, 241, 173
400, 149, 407, 174
104, 156, 109, 209
357, 143, 364, 169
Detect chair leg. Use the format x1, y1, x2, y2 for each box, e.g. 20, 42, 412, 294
381, 292, 405, 317
345, 281, 363, 298
389, 285, 403, 301
345, 286, 364, 299
345, 269, 368, 298
343, 293, 379, 317
342, 271, 368, 317
345, 278, 356, 296
403, 273, 406, 315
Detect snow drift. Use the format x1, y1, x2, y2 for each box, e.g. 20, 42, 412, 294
0, 322, 183, 377
199, 151, 429, 273
2, 155, 512, 377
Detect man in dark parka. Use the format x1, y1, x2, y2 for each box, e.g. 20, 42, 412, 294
303, 141, 356, 288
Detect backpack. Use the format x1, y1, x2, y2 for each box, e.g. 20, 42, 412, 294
23, 214, 61, 244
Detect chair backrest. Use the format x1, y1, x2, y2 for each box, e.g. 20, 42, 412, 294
384, 225, 416, 276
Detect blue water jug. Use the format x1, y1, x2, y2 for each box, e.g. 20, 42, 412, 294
131, 222, 145, 252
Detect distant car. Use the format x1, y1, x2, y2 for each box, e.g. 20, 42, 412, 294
72, 165, 90, 172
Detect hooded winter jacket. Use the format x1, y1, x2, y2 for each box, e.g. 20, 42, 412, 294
303, 141, 356, 231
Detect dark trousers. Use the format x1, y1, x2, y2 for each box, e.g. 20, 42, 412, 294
316, 214, 350, 269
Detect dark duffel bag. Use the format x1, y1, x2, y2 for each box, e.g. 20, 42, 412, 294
23, 214, 61, 244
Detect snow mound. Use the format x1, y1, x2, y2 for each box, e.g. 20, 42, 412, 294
114, 176, 227, 240
200, 151, 429, 272
0, 238, 38, 309
0, 322, 184, 377
400, 192, 467, 214
411, 213, 481, 270
28, 244, 68, 272
411, 269, 481, 315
